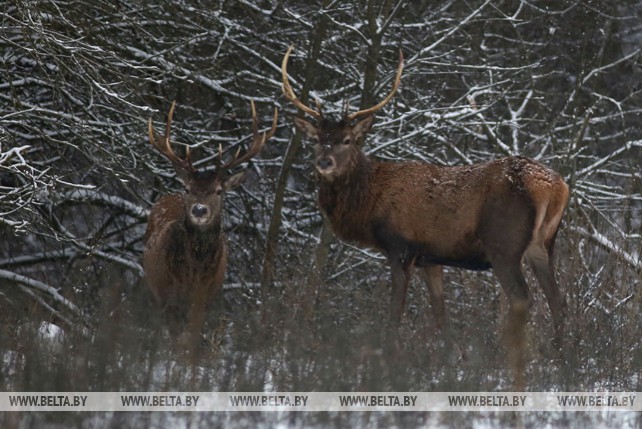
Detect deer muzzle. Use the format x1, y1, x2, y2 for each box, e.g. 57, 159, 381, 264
190, 203, 211, 225
316, 156, 335, 173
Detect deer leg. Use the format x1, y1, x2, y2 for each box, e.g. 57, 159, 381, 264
525, 244, 566, 341
418, 264, 447, 329
491, 258, 531, 391
183, 277, 220, 360
419, 264, 462, 363
183, 299, 207, 358
389, 254, 415, 325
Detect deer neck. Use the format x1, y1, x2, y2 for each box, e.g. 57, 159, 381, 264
186, 216, 223, 259
165, 214, 224, 268
318, 151, 374, 242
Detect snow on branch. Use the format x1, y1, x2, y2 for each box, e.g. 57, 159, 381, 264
0, 269, 84, 318
126, 46, 273, 103
576, 140, 642, 179
408, 0, 493, 65
57, 189, 148, 221
569, 226, 641, 273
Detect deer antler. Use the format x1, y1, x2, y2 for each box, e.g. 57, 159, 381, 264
148, 101, 193, 172
219, 99, 278, 171
281, 45, 323, 119
282, 46, 403, 122
345, 50, 404, 121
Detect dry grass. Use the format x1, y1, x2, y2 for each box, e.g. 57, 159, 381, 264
1, 216, 641, 428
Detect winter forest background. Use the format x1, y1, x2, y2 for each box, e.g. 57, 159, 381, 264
1, 0, 641, 427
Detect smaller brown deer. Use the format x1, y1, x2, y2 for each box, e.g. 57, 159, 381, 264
143, 101, 277, 332
282, 46, 569, 388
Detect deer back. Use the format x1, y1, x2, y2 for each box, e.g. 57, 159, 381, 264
315, 152, 568, 270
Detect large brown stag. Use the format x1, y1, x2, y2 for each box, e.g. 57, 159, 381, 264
282, 46, 569, 386
143, 101, 277, 333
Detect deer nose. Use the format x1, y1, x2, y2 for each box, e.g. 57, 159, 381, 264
316, 157, 334, 171
191, 204, 209, 218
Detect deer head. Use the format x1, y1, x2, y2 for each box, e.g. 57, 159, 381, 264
148, 100, 278, 228
282, 45, 403, 181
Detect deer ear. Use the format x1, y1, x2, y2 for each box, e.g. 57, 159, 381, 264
351, 115, 374, 143
293, 116, 318, 140
224, 171, 246, 191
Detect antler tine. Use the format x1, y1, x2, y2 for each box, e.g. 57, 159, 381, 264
148, 101, 192, 171
346, 50, 404, 121
265, 102, 279, 141
281, 45, 322, 119
164, 100, 176, 146
220, 100, 278, 171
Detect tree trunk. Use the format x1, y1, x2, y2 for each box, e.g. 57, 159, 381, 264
260, 11, 330, 295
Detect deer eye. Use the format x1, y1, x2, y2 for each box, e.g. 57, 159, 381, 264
342, 136, 352, 145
